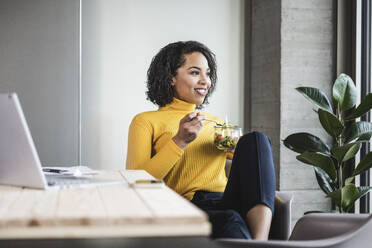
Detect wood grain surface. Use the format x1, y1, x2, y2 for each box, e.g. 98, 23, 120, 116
0, 170, 210, 239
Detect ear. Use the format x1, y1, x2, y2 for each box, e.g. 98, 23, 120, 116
171, 76, 176, 86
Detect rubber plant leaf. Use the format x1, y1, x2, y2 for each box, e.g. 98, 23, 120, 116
296, 87, 333, 112
283, 133, 330, 155
332, 73, 357, 111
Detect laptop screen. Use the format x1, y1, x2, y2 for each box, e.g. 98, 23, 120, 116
0, 93, 47, 188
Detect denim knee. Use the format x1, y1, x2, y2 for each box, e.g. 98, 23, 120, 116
239, 131, 270, 146
223, 209, 244, 223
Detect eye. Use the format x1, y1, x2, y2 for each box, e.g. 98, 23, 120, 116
190, 71, 199, 76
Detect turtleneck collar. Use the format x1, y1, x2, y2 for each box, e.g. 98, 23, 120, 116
160, 97, 196, 111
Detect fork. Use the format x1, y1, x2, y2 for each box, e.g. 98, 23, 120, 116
204, 118, 224, 126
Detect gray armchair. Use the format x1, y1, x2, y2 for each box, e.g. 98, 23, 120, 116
217, 213, 372, 248
269, 191, 293, 240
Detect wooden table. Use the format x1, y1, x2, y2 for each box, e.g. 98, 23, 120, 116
0, 170, 211, 244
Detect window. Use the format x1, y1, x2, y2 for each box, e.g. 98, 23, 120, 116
359, 0, 371, 213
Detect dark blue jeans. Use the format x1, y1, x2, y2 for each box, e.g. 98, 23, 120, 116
191, 131, 276, 239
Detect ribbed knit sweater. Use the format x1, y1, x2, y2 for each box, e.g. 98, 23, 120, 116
126, 98, 229, 200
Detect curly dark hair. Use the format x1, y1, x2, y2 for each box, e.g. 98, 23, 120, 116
146, 41, 217, 109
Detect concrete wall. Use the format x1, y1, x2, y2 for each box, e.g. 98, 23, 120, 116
250, 0, 281, 186
0, 0, 79, 165
280, 0, 333, 223
82, 0, 245, 170
248, 0, 333, 226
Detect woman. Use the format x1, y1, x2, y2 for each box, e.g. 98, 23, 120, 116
126, 41, 275, 240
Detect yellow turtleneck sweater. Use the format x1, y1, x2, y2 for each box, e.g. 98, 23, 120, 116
126, 98, 229, 200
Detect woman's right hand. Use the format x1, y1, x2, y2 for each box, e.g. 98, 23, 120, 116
172, 112, 205, 150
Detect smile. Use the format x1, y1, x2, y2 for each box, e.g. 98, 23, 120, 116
195, 88, 207, 96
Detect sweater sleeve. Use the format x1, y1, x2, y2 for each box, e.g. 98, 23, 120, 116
126, 116, 184, 179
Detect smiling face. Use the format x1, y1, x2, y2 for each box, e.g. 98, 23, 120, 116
171, 52, 212, 105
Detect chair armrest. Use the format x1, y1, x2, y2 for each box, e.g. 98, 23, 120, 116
289, 213, 370, 240
217, 236, 350, 248
269, 191, 293, 240
217, 238, 326, 248
225, 159, 232, 178
217, 214, 372, 248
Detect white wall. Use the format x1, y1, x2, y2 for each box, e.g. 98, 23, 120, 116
82, 0, 244, 170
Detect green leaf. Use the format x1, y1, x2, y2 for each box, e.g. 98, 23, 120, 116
356, 133, 372, 142
343, 185, 372, 212
345, 93, 372, 120
327, 188, 341, 210
341, 184, 357, 212
318, 109, 344, 138
346, 186, 372, 212
331, 143, 361, 162
296, 87, 333, 112
344, 122, 372, 143
332, 73, 357, 111
283, 133, 330, 154
326, 185, 370, 212
352, 151, 372, 176
345, 177, 354, 185
297, 152, 337, 180
314, 167, 335, 194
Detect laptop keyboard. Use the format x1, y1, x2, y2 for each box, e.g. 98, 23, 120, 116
45, 175, 123, 188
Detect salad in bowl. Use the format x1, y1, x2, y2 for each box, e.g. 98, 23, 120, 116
214, 124, 242, 150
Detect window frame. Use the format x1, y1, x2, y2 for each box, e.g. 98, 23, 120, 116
359, 0, 371, 214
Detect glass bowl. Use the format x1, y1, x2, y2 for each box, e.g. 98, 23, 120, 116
214, 125, 242, 150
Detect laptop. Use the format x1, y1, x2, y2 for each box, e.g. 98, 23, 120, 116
0, 92, 123, 189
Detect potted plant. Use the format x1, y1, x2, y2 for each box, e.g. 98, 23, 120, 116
283, 73, 372, 213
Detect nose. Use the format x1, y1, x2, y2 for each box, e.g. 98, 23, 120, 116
199, 73, 211, 87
